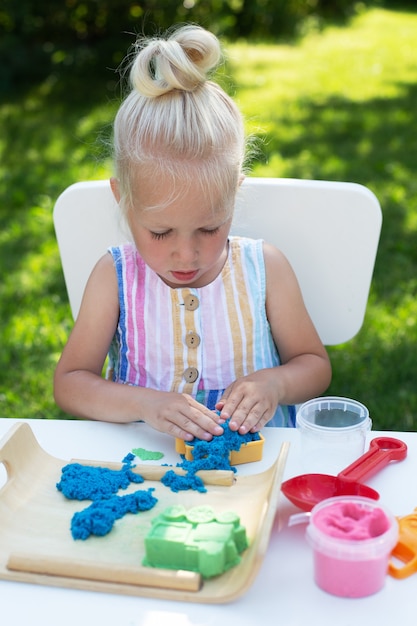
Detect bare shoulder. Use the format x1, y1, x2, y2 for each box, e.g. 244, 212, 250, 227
262, 241, 298, 284
78, 252, 119, 317
262, 240, 306, 320
88, 251, 117, 282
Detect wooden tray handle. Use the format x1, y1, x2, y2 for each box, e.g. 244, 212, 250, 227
0, 422, 47, 482
7, 553, 202, 592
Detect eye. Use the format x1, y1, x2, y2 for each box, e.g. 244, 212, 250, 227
150, 230, 171, 240
200, 227, 221, 236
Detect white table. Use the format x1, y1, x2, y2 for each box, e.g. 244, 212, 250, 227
0, 418, 415, 626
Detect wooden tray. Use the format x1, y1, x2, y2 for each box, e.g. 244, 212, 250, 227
0, 422, 289, 603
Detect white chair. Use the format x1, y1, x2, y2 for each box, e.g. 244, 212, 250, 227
53, 177, 382, 345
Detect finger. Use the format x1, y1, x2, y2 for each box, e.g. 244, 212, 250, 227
185, 395, 224, 424
227, 403, 256, 432
189, 406, 225, 435
248, 409, 270, 433
176, 407, 224, 441
228, 399, 271, 433
217, 391, 244, 422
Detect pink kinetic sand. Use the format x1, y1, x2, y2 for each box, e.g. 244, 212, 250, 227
314, 501, 390, 540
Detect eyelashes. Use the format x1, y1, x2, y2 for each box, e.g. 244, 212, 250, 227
150, 227, 221, 240
150, 230, 171, 240
201, 227, 221, 236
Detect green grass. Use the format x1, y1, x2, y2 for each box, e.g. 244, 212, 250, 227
1, 7, 417, 429
228, 8, 417, 430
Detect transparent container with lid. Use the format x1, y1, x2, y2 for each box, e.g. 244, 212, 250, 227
296, 396, 371, 474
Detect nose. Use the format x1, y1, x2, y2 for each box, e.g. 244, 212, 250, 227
172, 236, 198, 266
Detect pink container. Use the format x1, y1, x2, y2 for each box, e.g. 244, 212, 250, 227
306, 496, 398, 597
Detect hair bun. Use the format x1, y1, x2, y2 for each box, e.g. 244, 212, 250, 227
129, 25, 222, 97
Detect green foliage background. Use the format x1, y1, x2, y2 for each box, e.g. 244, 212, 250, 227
0, 0, 376, 94
1, 4, 417, 430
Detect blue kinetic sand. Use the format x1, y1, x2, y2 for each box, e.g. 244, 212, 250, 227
56, 453, 143, 501
57, 453, 158, 539
71, 489, 158, 540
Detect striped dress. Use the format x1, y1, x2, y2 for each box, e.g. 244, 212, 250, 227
107, 237, 295, 427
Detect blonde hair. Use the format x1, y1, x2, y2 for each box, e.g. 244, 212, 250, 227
113, 24, 246, 215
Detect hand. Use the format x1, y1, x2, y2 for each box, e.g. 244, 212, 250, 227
140, 390, 224, 441
215, 370, 280, 434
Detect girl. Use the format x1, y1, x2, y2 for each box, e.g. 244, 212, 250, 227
54, 24, 331, 442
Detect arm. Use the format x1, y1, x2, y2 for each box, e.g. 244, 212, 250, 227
216, 242, 332, 432
53, 253, 223, 441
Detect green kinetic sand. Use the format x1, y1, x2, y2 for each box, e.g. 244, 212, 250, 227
143, 504, 249, 578
132, 447, 164, 461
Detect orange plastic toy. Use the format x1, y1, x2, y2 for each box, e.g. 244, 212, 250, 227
389, 507, 417, 579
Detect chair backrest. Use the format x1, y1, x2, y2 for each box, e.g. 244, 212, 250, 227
53, 177, 382, 345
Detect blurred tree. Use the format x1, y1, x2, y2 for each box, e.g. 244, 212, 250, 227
0, 0, 377, 95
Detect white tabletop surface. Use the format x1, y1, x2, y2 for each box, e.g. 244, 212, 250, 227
0, 417, 416, 626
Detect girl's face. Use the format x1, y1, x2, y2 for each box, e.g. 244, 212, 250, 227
113, 173, 234, 289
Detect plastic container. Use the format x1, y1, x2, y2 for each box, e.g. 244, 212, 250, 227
296, 396, 371, 474
306, 496, 398, 597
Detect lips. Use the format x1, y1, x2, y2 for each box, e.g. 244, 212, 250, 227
171, 270, 199, 282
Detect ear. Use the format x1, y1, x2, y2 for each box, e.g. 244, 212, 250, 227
110, 177, 121, 203
238, 173, 245, 187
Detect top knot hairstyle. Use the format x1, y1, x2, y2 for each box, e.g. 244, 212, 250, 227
130, 25, 221, 96
113, 25, 247, 214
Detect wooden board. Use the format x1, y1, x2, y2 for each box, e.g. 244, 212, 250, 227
0, 422, 289, 603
